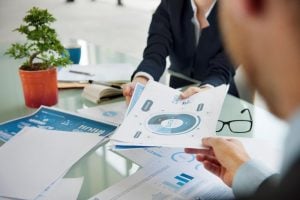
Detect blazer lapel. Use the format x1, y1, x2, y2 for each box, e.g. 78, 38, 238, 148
183, 0, 197, 54
198, 3, 218, 45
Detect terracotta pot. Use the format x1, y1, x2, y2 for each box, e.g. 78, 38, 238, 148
19, 68, 58, 108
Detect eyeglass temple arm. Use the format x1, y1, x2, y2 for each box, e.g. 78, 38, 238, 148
241, 108, 252, 121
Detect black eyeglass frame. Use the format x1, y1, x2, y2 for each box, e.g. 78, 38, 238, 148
216, 108, 253, 133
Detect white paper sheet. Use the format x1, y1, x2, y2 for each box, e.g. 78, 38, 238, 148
115, 147, 203, 168
77, 101, 127, 125
57, 64, 135, 82
89, 162, 233, 200
116, 140, 282, 174
111, 81, 228, 148
37, 177, 84, 200
0, 127, 102, 200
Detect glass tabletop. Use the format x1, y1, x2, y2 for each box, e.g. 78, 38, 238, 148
0, 40, 289, 199
0, 40, 140, 199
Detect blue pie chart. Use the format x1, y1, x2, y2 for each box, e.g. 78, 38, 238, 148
146, 113, 200, 135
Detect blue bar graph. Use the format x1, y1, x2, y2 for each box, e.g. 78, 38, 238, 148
174, 173, 194, 187
180, 173, 194, 180
163, 181, 181, 191
176, 181, 185, 186
175, 176, 189, 183
163, 172, 194, 192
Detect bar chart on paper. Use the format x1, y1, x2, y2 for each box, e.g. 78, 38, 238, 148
163, 173, 194, 191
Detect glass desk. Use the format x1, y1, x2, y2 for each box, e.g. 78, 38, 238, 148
0, 40, 141, 199
0, 40, 289, 199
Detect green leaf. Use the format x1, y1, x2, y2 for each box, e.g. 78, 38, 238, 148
4, 6, 71, 70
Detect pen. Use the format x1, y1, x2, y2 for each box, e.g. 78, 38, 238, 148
69, 70, 95, 76
88, 80, 122, 89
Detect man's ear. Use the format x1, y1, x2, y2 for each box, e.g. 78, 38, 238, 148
244, 0, 265, 15
228, 0, 265, 21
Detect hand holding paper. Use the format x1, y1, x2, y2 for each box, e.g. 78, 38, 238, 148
111, 81, 228, 149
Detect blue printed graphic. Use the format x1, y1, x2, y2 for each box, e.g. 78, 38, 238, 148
126, 83, 145, 115
102, 111, 118, 117
146, 114, 200, 135
0, 107, 117, 142
163, 173, 194, 191
171, 152, 195, 163
175, 173, 194, 187
195, 164, 203, 171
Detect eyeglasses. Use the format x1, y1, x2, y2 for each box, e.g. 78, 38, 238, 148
216, 108, 253, 133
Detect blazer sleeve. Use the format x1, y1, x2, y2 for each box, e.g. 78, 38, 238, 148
200, 49, 236, 87
239, 160, 300, 199
131, 0, 173, 81
236, 174, 280, 200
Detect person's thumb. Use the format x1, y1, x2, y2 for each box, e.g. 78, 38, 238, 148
180, 87, 201, 99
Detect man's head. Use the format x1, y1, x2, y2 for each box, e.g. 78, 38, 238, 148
219, 0, 300, 119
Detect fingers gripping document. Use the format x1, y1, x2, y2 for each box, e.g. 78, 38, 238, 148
111, 80, 228, 149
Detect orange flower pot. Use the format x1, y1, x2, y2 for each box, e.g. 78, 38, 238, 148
19, 68, 58, 108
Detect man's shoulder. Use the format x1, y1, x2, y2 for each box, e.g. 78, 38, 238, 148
161, 0, 189, 10
251, 157, 300, 199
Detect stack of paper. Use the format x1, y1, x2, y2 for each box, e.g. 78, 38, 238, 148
0, 127, 102, 200
110, 81, 228, 149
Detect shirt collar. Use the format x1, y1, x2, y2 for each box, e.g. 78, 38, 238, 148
190, 0, 217, 18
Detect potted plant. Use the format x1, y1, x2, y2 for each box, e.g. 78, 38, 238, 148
5, 7, 71, 108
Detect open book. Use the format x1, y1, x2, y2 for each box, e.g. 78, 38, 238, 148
81, 84, 123, 104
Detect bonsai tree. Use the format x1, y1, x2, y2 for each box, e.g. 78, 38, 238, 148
5, 7, 72, 71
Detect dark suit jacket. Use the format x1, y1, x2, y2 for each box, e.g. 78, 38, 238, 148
237, 156, 300, 199
133, 0, 238, 96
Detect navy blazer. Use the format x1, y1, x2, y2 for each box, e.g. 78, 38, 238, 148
133, 0, 238, 96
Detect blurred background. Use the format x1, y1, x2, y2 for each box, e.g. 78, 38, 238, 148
0, 0, 159, 58
0, 0, 267, 108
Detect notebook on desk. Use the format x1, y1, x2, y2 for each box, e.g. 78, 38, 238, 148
57, 64, 135, 83
58, 81, 89, 89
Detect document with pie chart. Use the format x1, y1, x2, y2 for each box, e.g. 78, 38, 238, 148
111, 80, 228, 149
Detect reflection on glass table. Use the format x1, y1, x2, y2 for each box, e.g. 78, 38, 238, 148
64, 141, 140, 200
